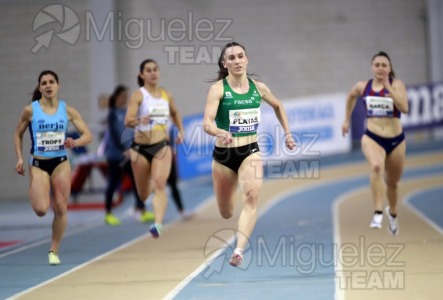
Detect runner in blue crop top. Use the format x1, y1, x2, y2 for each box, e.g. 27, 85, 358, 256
29, 99, 68, 158
14, 70, 92, 265
342, 52, 409, 235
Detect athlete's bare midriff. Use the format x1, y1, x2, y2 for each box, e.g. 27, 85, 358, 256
215, 134, 257, 148
366, 117, 403, 137
134, 129, 168, 145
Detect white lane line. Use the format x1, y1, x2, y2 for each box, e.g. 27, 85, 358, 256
332, 172, 443, 300
403, 184, 443, 236
5, 232, 149, 300
0, 219, 104, 259
6, 193, 217, 300
164, 176, 368, 300
332, 186, 370, 300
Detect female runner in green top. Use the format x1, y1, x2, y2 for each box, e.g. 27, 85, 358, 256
203, 42, 296, 267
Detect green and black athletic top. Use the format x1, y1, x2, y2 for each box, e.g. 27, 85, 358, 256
215, 78, 262, 137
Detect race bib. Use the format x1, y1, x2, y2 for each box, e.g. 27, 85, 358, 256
37, 131, 65, 152
366, 96, 394, 117
149, 106, 169, 124
229, 108, 260, 133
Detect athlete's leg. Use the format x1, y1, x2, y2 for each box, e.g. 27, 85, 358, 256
49, 161, 71, 253
361, 135, 386, 211
150, 146, 172, 225
167, 158, 184, 212
130, 149, 152, 201
384, 140, 406, 214
122, 161, 145, 211
212, 161, 238, 219
105, 160, 122, 214
29, 165, 51, 216
236, 153, 262, 251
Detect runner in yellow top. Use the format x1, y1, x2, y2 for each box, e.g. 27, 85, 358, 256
125, 59, 185, 238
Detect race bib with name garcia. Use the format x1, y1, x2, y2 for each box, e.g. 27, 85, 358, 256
365, 96, 394, 117
36, 131, 65, 152
229, 108, 260, 133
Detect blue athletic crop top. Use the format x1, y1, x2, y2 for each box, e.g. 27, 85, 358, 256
29, 100, 68, 157
362, 79, 400, 118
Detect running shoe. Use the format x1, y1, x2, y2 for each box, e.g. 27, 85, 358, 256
385, 206, 399, 235
369, 213, 383, 229
229, 248, 243, 267
48, 251, 60, 265
180, 210, 194, 221
105, 214, 122, 226
149, 224, 162, 238
139, 211, 155, 223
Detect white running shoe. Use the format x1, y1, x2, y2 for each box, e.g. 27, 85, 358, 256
385, 207, 399, 236
369, 213, 383, 229
229, 248, 243, 267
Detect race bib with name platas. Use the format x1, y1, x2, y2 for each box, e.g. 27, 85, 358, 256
366, 96, 394, 117
36, 131, 65, 152
229, 108, 260, 133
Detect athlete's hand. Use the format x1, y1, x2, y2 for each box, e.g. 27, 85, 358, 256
218, 131, 233, 145
123, 149, 131, 158
16, 159, 25, 176
285, 134, 296, 150
139, 115, 150, 125
342, 121, 350, 137
64, 137, 76, 149
380, 72, 392, 90
175, 132, 184, 144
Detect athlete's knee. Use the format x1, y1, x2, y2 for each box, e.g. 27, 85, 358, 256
243, 189, 259, 207
34, 207, 47, 217
385, 179, 399, 190
31, 200, 49, 216
52, 200, 67, 215
135, 182, 151, 201
219, 208, 234, 219
151, 177, 167, 191
370, 161, 384, 175
137, 189, 149, 202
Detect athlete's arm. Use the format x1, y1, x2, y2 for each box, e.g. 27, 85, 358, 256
124, 90, 143, 128
382, 78, 409, 114
166, 91, 185, 144
66, 105, 93, 148
14, 105, 32, 175
342, 81, 366, 137
203, 81, 232, 145
255, 80, 296, 150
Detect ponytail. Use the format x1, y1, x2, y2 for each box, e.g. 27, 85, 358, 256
137, 75, 144, 87
31, 85, 41, 102
216, 52, 229, 81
